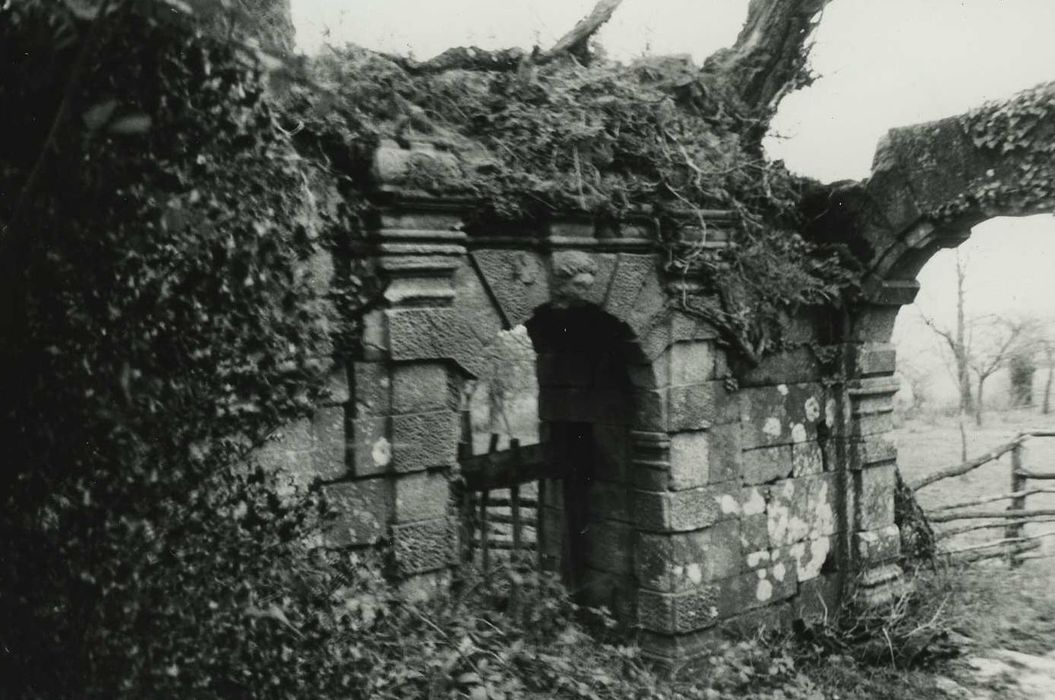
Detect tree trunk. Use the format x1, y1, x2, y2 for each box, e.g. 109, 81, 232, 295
955, 250, 974, 414
702, 0, 832, 117
976, 375, 986, 427
1045, 352, 1054, 415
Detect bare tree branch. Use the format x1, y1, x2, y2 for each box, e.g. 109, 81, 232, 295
702, 0, 831, 116
541, 0, 625, 61
391, 0, 625, 74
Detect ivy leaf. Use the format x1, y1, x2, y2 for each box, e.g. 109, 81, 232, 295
108, 114, 153, 135
83, 100, 118, 131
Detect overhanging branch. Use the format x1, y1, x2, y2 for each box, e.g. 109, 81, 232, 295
391, 0, 625, 74
702, 0, 831, 116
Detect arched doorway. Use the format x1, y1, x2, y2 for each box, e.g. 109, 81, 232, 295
526, 300, 643, 610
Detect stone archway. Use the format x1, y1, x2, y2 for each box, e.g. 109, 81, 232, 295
808, 82, 1055, 599
318, 191, 858, 663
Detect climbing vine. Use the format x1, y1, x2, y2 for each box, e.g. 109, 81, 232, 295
940, 82, 1055, 220
296, 47, 862, 360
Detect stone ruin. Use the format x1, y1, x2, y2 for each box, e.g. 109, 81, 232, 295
256, 81, 1055, 664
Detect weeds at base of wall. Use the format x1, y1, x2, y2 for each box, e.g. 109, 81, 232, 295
784, 566, 959, 672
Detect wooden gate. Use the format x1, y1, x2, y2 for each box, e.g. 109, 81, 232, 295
455, 411, 555, 575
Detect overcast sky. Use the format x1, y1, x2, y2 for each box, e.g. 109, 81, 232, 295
290, 0, 1055, 379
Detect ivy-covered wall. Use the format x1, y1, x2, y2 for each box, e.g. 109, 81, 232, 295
284, 139, 906, 662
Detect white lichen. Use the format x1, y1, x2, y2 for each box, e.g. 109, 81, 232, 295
763, 416, 782, 438
372, 436, 393, 467
804, 396, 821, 422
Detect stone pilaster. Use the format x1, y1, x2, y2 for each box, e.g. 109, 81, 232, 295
326, 199, 468, 585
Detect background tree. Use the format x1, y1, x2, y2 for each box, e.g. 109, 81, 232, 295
968, 317, 1032, 426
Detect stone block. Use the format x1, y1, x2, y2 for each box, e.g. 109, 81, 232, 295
669, 430, 709, 490
634, 388, 668, 431
627, 357, 663, 389
670, 310, 720, 344
626, 273, 667, 338
392, 517, 457, 576
634, 482, 738, 533
360, 309, 387, 360
580, 567, 636, 622
708, 423, 742, 485
738, 565, 798, 612
851, 436, 897, 470
742, 445, 793, 485
791, 441, 825, 477
794, 572, 843, 622
349, 416, 391, 477
352, 362, 391, 417
323, 479, 391, 547
776, 535, 834, 582
390, 410, 457, 472
849, 305, 900, 344
855, 525, 901, 565
740, 512, 770, 554
588, 480, 632, 523
393, 470, 451, 523
635, 520, 742, 592
738, 347, 823, 387
766, 474, 838, 547
719, 603, 794, 637
855, 564, 905, 607
638, 628, 719, 664
850, 383, 897, 417
470, 250, 549, 327
637, 584, 724, 634
855, 343, 896, 377
386, 307, 488, 378
638, 569, 795, 635
740, 383, 833, 450
584, 519, 635, 575
322, 365, 350, 406
587, 253, 620, 307
603, 253, 655, 321
391, 363, 450, 414
311, 406, 348, 481
451, 259, 505, 342
669, 381, 738, 431
668, 341, 715, 386
856, 464, 895, 530
851, 411, 894, 440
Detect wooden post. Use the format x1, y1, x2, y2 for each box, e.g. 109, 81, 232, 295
537, 478, 546, 573
479, 433, 499, 580
456, 409, 475, 567
1006, 441, 1027, 568
510, 438, 522, 567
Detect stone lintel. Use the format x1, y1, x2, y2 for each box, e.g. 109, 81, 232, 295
860, 278, 920, 307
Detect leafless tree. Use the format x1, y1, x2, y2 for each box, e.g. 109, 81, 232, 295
968, 317, 1033, 426
920, 249, 974, 414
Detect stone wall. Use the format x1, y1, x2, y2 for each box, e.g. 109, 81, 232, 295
243, 84, 1055, 662
241, 145, 914, 666
262, 188, 905, 664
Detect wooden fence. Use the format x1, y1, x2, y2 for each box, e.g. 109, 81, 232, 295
456, 412, 555, 577
912, 429, 1055, 566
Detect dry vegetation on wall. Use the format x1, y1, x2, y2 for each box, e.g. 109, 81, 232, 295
284, 0, 861, 360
